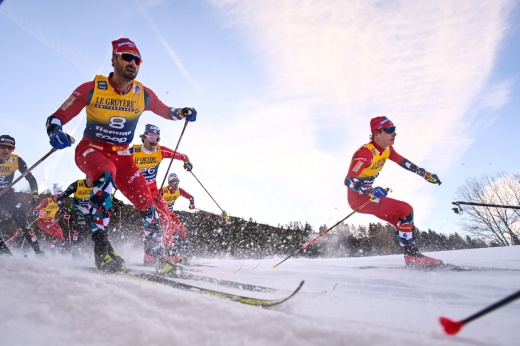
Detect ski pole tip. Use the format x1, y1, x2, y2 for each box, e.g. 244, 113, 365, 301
271, 265, 276, 270
439, 317, 464, 335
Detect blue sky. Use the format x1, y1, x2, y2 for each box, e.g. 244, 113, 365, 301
1, 0, 519, 236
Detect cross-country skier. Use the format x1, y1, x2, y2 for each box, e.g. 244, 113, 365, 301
161, 172, 195, 261
58, 177, 93, 256
344, 116, 443, 268
45, 38, 197, 272
31, 186, 67, 254
0, 134, 45, 257
130, 124, 193, 267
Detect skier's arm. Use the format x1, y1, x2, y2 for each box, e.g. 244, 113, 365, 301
344, 147, 374, 194
160, 146, 189, 162
60, 181, 78, 199
17, 157, 38, 194
179, 188, 195, 209
144, 87, 196, 122
47, 82, 92, 127
389, 147, 442, 185
33, 199, 48, 212
161, 147, 193, 172
46, 82, 92, 149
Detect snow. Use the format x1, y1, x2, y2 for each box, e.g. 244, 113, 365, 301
1, 246, 519, 346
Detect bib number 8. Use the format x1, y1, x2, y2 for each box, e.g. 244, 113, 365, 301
109, 117, 126, 129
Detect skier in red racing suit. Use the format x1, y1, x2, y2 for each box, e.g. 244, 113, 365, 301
345, 116, 443, 268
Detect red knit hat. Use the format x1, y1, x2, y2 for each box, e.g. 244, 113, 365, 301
112, 38, 141, 57
370, 116, 395, 133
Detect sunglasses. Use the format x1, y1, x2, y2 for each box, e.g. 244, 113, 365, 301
382, 126, 396, 134
116, 53, 142, 65
0, 144, 15, 150
145, 135, 160, 142
169, 181, 180, 185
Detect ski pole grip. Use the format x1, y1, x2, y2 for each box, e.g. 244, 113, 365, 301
66, 134, 76, 144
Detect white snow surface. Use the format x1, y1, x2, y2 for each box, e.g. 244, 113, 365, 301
1, 246, 519, 346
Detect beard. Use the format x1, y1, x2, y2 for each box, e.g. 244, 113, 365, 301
114, 61, 138, 81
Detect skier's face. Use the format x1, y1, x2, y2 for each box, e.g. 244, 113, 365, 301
374, 126, 396, 148
143, 134, 160, 150
113, 52, 140, 81
169, 180, 180, 191
0, 144, 14, 161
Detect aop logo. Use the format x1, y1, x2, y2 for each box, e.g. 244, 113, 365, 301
128, 169, 141, 184
82, 148, 95, 157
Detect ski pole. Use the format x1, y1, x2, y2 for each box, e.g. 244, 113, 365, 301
195, 208, 232, 220
4, 228, 21, 245
155, 121, 189, 204
272, 196, 378, 269
439, 289, 520, 335
0, 136, 75, 198
63, 214, 71, 244
189, 171, 228, 218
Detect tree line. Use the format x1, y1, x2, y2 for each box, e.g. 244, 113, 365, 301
1, 191, 494, 259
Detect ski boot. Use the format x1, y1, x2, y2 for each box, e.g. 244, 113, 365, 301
50, 238, 58, 255
92, 231, 125, 272
70, 231, 82, 257
404, 246, 443, 269
156, 257, 183, 277
24, 228, 46, 257
0, 239, 13, 257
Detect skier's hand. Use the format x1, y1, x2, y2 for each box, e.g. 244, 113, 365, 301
31, 192, 40, 206
181, 108, 197, 122
183, 161, 193, 172
58, 207, 69, 215
49, 131, 72, 150
170, 107, 197, 122
423, 172, 441, 185
188, 197, 195, 209
370, 186, 388, 199
32, 209, 39, 216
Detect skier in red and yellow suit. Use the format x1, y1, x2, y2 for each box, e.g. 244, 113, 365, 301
162, 173, 195, 259
345, 116, 443, 268
130, 124, 193, 265
32, 187, 66, 253
45, 38, 197, 272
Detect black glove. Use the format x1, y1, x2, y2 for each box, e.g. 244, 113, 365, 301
58, 207, 69, 215
183, 162, 193, 172
170, 107, 197, 122
31, 193, 40, 206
